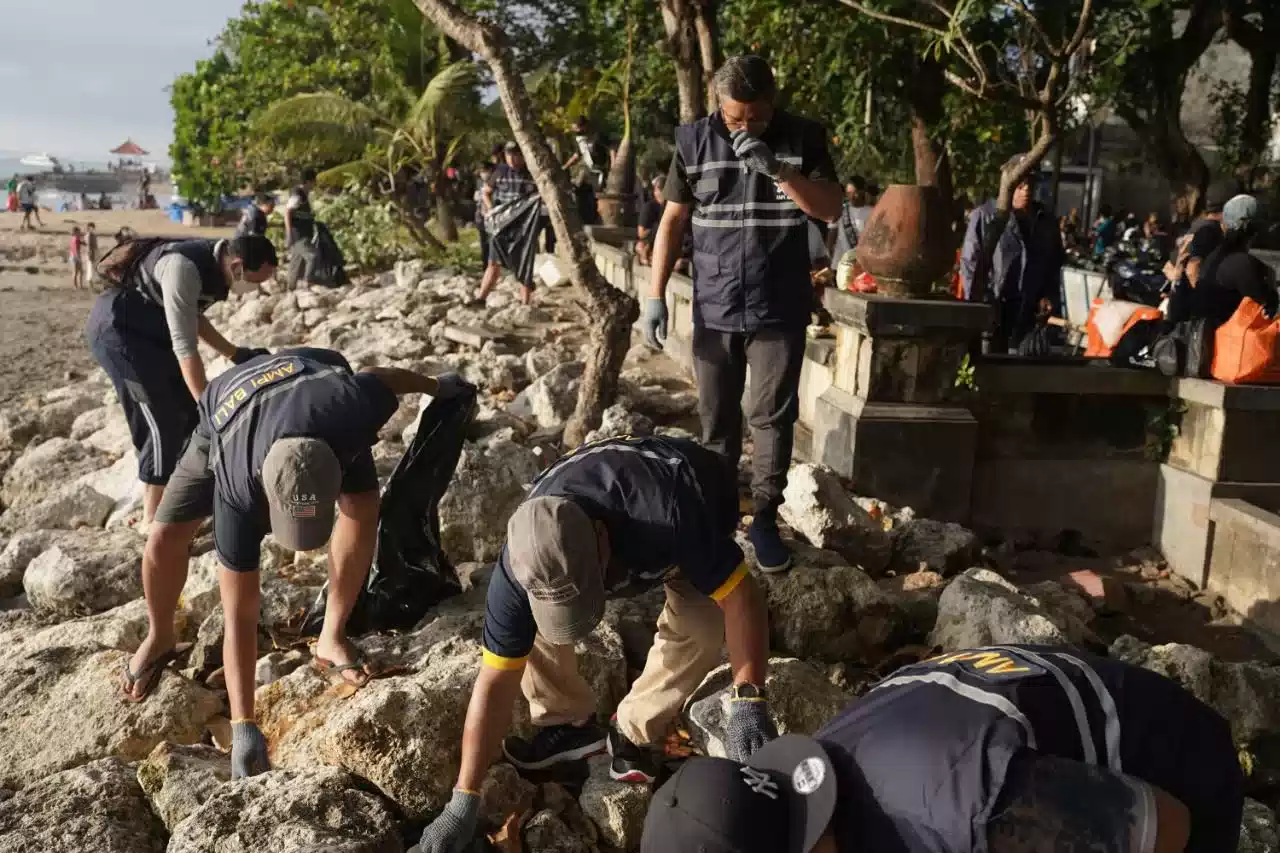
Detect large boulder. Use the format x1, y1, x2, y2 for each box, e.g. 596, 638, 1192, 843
0, 758, 166, 853
889, 518, 981, 576
758, 552, 918, 664
0, 408, 41, 452
779, 465, 891, 574
439, 432, 543, 562
0, 598, 152, 658
1239, 799, 1279, 853
524, 809, 593, 853
257, 636, 482, 819
930, 568, 1096, 651
1, 437, 111, 511
0, 645, 221, 787
0, 481, 114, 531
583, 404, 654, 444
580, 755, 651, 852
684, 658, 853, 758
22, 528, 144, 616
36, 391, 104, 439
167, 768, 402, 853
136, 742, 232, 832
79, 453, 144, 524
508, 362, 584, 429
0, 531, 51, 597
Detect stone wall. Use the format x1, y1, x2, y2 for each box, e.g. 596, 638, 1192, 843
1207, 498, 1280, 645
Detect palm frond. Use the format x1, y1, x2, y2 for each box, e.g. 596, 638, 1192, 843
256, 92, 388, 158
407, 61, 479, 130
317, 160, 379, 189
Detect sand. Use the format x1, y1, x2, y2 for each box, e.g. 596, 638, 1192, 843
0, 209, 232, 406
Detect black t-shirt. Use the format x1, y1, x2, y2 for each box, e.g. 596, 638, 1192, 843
1197, 248, 1279, 327
1185, 219, 1224, 271
199, 347, 399, 570
481, 436, 746, 668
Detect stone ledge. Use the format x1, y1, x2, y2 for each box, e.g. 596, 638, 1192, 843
1209, 497, 1280, 538
823, 289, 992, 336
1171, 377, 1280, 412
979, 360, 1172, 397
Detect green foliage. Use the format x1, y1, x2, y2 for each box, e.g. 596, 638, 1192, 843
312, 186, 419, 271
954, 353, 979, 392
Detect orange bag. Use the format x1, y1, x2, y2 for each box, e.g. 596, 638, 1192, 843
1084, 298, 1163, 358
1211, 298, 1280, 384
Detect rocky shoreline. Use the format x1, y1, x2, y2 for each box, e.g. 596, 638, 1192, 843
0, 260, 1277, 852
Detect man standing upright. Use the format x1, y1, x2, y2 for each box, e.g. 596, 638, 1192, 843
477, 142, 538, 306
644, 55, 842, 572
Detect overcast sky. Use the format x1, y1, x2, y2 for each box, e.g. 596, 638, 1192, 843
0, 1, 245, 163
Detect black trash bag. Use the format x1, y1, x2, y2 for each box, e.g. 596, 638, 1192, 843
484, 194, 542, 288
302, 384, 478, 636
309, 221, 349, 288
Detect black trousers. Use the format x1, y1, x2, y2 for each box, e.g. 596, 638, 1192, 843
692, 324, 806, 518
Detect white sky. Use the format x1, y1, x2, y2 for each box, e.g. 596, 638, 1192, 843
0, 0, 245, 162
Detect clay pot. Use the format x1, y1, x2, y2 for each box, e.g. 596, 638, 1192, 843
855, 184, 957, 299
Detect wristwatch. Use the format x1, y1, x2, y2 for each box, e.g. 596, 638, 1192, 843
733, 683, 768, 700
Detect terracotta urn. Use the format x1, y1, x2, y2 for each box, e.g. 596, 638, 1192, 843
855, 184, 957, 298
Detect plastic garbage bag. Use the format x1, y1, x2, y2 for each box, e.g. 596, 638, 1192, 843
303, 384, 478, 635
485, 194, 543, 288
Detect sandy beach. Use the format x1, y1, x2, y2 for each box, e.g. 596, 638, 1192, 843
0, 209, 231, 407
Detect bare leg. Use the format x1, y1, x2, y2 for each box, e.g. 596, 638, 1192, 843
220, 566, 262, 721
142, 483, 165, 525
520, 284, 533, 305
477, 261, 502, 301
125, 518, 203, 698
314, 490, 379, 683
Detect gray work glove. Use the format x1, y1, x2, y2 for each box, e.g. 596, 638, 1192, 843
726, 696, 778, 762
642, 297, 669, 350
230, 720, 271, 779
417, 789, 481, 853
433, 372, 471, 399
231, 346, 271, 365
730, 129, 784, 180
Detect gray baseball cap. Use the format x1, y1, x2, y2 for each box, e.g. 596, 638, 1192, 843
261, 437, 342, 552
506, 496, 605, 645
1224, 194, 1261, 232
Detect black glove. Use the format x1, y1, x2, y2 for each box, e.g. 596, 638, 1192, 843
726, 693, 778, 762
417, 789, 481, 853
231, 346, 270, 365
230, 720, 271, 779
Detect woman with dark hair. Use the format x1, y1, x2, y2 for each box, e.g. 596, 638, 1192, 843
84, 235, 278, 523
1172, 194, 1278, 330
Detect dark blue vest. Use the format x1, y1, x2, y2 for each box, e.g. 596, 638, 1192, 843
134, 239, 229, 311
675, 110, 815, 332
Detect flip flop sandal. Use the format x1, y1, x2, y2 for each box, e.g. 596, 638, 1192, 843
313, 650, 376, 690
120, 643, 190, 703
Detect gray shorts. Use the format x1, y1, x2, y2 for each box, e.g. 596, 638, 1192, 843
153, 431, 215, 525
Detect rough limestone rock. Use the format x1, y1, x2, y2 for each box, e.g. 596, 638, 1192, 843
70, 405, 116, 440
0, 598, 151, 658
0, 758, 165, 853
1, 437, 111, 511
79, 453, 144, 524
759, 553, 916, 663
580, 755, 651, 851
37, 392, 103, 439
1109, 636, 1280, 784
440, 433, 543, 562
930, 568, 1092, 651
603, 587, 666, 669
508, 362, 584, 429
889, 518, 981, 576
0, 645, 221, 787
779, 465, 891, 574
1239, 799, 1280, 853
257, 636, 482, 819
396, 258, 427, 289
0, 531, 51, 597
167, 768, 402, 853
83, 415, 135, 457
0, 481, 114, 531
583, 404, 655, 444
684, 658, 852, 758
479, 762, 537, 826
524, 809, 592, 853
136, 742, 232, 832
0, 408, 40, 451
23, 528, 143, 615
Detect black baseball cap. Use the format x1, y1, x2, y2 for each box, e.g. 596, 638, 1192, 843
641, 735, 837, 853
1205, 184, 1237, 214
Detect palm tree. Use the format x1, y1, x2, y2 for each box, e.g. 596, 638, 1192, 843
255, 60, 479, 248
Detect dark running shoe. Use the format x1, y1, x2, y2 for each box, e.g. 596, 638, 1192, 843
502, 721, 608, 771
749, 516, 792, 574
607, 726, 660, 784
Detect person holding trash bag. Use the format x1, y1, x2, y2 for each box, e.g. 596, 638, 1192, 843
85, 235, 278, 524
417, 434, 775, 853
642, 644, 1244, 853
117, 346, 469, 780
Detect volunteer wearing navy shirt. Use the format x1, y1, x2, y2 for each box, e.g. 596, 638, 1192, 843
644, 55, 842, 574
235, 193, 275, 238
418, 436, 775, 853
643, 644, 1244, 853
119, 346, 467, 781
85, 235, 277, 524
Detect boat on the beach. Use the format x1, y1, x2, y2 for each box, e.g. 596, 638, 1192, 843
18, 153, 59, 170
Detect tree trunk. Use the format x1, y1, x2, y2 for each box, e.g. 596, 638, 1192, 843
601, 135, 636, 226
434, 192, 458, 242
694, 0, 719, 116
658, 0, 705, 124
1224, 1, 1280, 188
415, 0, 639, 447
1117, 103, 1211, 218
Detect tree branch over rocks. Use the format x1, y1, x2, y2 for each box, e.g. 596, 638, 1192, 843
414, 0, 640, 448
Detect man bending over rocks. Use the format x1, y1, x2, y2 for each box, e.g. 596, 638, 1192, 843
643, 644, 1244, 853
119, 346, 468, 780
418, 435, 776, 853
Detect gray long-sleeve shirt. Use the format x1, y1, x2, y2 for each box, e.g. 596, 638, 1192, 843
153, 253, 204, 360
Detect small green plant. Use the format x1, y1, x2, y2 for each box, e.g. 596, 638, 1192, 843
955, 353, 979, 393
1144, 401, 1187, 462
312, 187, 419, 272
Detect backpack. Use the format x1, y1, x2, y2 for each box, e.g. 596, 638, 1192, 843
96, 236, 174, 288
1152, 318, 1213, 378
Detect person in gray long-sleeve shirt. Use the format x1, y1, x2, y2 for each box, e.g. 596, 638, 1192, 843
84, 236, 278, 522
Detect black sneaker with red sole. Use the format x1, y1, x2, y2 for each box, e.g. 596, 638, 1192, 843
502, 721, 608, 771
607, 726, 660, 784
